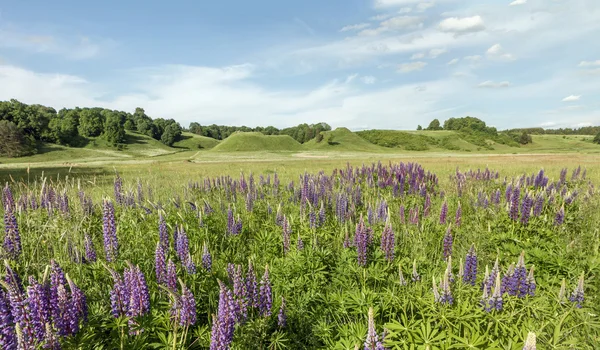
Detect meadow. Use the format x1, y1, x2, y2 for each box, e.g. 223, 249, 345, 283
1, 147, 599, 350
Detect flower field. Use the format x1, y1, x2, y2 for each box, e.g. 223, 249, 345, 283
1, 162, 599, 349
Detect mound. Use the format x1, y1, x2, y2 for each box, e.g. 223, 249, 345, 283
211, 132, 302, 152
304, 127, 383, 152
173, 133, 220, 150
355, 130, 441, 151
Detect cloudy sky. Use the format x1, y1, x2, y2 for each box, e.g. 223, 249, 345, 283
0, 0, 599, 130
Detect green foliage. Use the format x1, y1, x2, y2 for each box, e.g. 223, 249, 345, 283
78, 108, 105, 137
0, 120, 37, 157
356, 130, 438, 150
50, 108, 81, 146
190, 122, 332, 144
444, 116, 498, 136
426, 119, 443, 131
104, 113, 126, 146
593, 132, 600, 145
212, 132, 302, 152
417, 125, 423, 130
160, 122, 183, 146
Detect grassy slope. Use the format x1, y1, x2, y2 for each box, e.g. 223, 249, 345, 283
211, 132, 302, 152
303, 127, 384, 152
173, 132, 220, 150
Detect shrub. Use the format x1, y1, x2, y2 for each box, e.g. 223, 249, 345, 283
0, 120, 37, 157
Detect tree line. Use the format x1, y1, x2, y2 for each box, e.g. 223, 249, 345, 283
0, 100, 183, 157
188, 122, 332, 144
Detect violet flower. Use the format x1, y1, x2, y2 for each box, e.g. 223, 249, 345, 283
202, 243, 212, 272
463, 244, 477, 286
258, 266, 272, 317
364, 307, 385, 350
380, 216, 395, 262
277, 296, 286, 328
102, 200, 118, 262
3, 206, 21, 260
442, 226, 453, 261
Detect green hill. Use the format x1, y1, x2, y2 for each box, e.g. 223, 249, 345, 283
173, 132, 220, 150
211, 132, 302, 152
304, 127, 384, 152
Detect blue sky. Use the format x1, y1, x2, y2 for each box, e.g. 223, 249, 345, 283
0, 0, 599, 130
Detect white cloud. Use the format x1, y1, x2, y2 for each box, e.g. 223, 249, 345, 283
447, 58, 459, 65
464, 55, 482, 61
380, 16, 423, 30
369, 13, 394, 21
361, 76, 377, 84
374, 0, 422, 8
398, 61, 427, 72
416, 2, 435, 12
340, 23, 371, 32
438, 16, 485, 34
509, 0, 527, 6
478, 81, 511, 88
579, 60, 600, 67
562, 95, 581, 102
429, 48, 447, 58
486, 44, 516, 61
411, 53, 425, 59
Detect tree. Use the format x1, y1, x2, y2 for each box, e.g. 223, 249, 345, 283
417, 125, 423, 130
189, 122, 203, 135
426, 119, 442, 130
0, 120, 36, 157
161, 123, 182, 146
315, 132, 324, 143
519, 131, 532, 145
79, 108, 104, 137
50, 109, 80, 145
104, 113, 126, 146
594, 131, 600, 145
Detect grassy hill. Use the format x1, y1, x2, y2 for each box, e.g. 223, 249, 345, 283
211, 132, 302, 152
304, 127, 384, 152
173, 132, 220, 150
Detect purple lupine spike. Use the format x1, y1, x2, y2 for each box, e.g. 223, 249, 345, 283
512, 251, 528, 298
520, 194, 532, 225
173, 282, 197, 327
226, 207, 234, 234
282, 216, 291, 255
275, 204, 284, 226
232, 265, 248, 323
258, 266, 272, 317
114, 175, 123, 205
2, 184, 14, 210
355, 214, 368, 267
569, 273, 585, 308
454, 203, 462, 227
525, 266, 536, 296
84, 234, 97, 263
442, 226, 453, 260
297, 234, 304, 251
202, 243, 212, 272
364, 307, 385, 350
277, 296, 286, 328
463, 244, 477, 286
4, 270, 36, 348
25, 276, 49, 342
488, 274, 503, 311
155, 242, 166, 284
158, 213, 169, 250
3, 206, 21, 260
234, 215, 243, 235
411, 260, 421, 282
318, 201, 326, 226
399, 205, 405, 224
500, 263, 515, 295
423, 194, 431, 217
554, 205, 565, 226
0, 288, 16, 349
102, 200, 118, 262
246, 261, 258, 308
48, 260, 70, 336
445, 256, 455, 284
439, 201, 448, 225
124, 262, 150, 334
165, 260, 177, 292
308, 207, 316, 229
380, 216, 395, 262
67, 276, 87, 332
439, 270, 453, 305
483, 258, 499, 294
533, 193, 544, 216
480, 281, 490, 312
210, 281, 236, 350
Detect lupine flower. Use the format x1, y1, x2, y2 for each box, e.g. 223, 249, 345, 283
398, 265, 407, 286
480, 283, 490, 312
83, 234, 97, 263
109, 268, 129, 318
4, 268, 36, 348
343, 227, 351, 249
509, 186, 520, 221
202, 243, 212, 272
282, 216, 291, 255
158, 213, 169, 250
226, 207, 235, 234
0, 288, 16, 349
511, 251, 528, 298
258, 266, 272, 317
246, 261, 259, 308
439, 201, 448, 225
520, 194, 533, 225
232, 265, 248, 323
318, 201, 326, 226
3, 206, 21, 260
569, 273, 584, 308
124, 262, 150, 334
558, 278, 567, 303
554, 205, 565, 226
533, 194, 544, 216
411, 260, 421, 282
445, 256, 455, 284
114, 175, 123, 205
380, 216, 395, 262
26, 276, 49, 341
454, 203, 462, 227
501, 263, 515, 295
277, 296, 286, 328
439, 270, 453, 305
172, 282, 196, 327
463, 244, 477, 286
155, 242, 167, 284
102, 200, 118, 262
166, 260, 177, 292
399, 205, 405, 224
364, 307, 385, 350
210, 281, 236, 350
297, 234, 304, 251
525, 266, 536, 296
523, 332, 536, 350
442, 226, 453, 260
355, 215, 368, 267
489, 274, 503, 311
67, 276, 88, 329
309, 207, 316, 229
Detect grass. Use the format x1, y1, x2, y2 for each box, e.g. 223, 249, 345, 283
304, 127, 384, 152
173, 132, 221, 150
211, 132, 303, 152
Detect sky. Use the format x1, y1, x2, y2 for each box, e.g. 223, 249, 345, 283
0, 0, 599, 130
